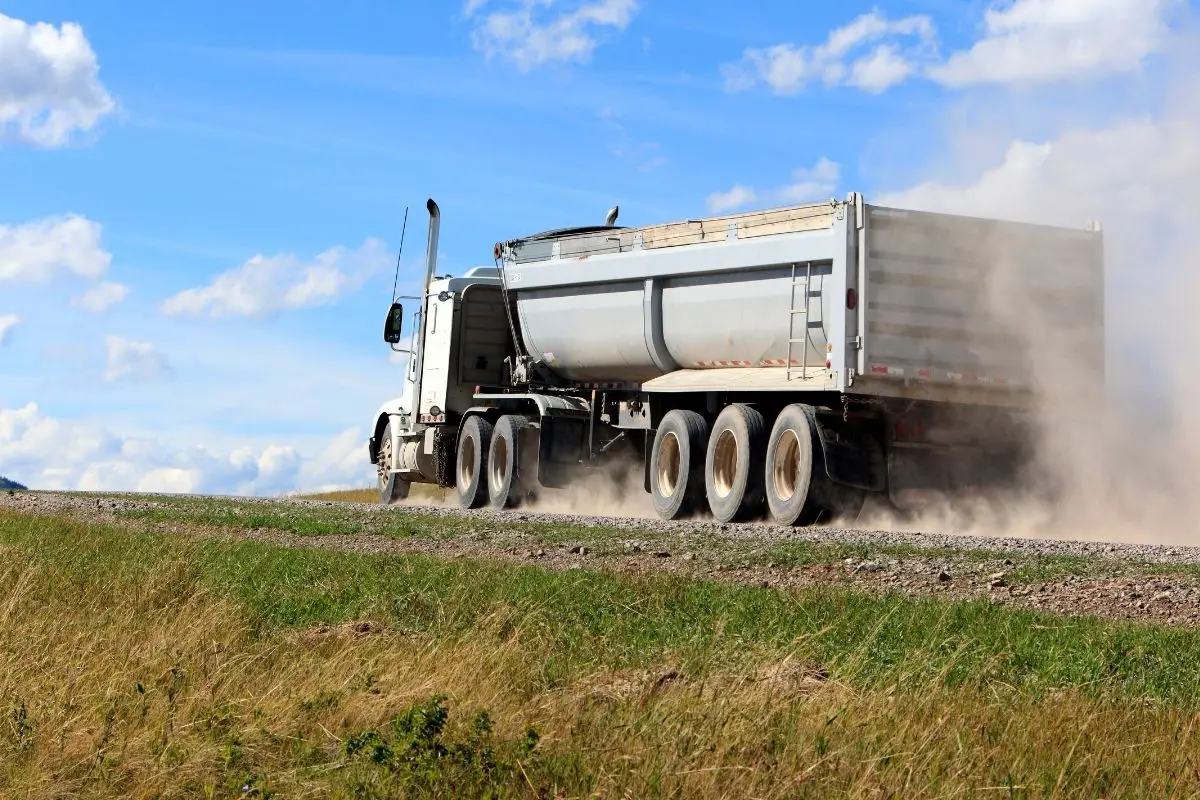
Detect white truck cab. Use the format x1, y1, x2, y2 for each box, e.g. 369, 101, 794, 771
368, 201, 511, 502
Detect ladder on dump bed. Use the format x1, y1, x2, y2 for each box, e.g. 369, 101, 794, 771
786, 261, 812, 381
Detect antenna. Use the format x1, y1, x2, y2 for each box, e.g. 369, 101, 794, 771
390, 206, 409, 304
605, 205, 619, 226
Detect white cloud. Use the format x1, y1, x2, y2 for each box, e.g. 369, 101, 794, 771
875, 119, 1200, 232
72, 281, 129, 312
929, 0, 1182, 88
468, 0, 639, 70
160, 238, 389, 319
0, 314, 19, 346
707, 185, 758, 214
723, 10, 935, 95
0, 402, 371, 495
725, 0, 1181, 96
103, 335, 174, 383
0, 12, 116, 147
707, 157, 841, 214
0, 215, 111, 283
779, 157, 841, 203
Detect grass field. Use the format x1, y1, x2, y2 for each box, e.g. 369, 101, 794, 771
4, 504, 1200, 797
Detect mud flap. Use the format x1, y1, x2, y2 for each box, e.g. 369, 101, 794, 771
537, 415, 588, 489
812, 413, 886, 493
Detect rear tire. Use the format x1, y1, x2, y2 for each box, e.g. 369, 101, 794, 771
704, 404, 767, 523
377, 422, 411, 505
488, 415, 533, 509
764, 404, 830, 526
650, 410, 709, 520
456, 416, 493, 509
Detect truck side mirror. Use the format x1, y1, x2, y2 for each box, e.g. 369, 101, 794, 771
383, 302, 404, 344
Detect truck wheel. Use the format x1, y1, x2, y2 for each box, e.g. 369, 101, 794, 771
377, 422, 411, 505
764, 404, 830, 526
705, 404, 766, 523
488, 415, 532, 509
650, 410, 708, 520
456, 415, 493, 509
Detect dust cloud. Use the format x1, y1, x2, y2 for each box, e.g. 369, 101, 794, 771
870, 22, 1200, 546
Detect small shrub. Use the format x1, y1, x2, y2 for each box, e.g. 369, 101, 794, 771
341, 695, 541, 797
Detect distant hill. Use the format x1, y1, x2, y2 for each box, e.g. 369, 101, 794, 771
0, 476, 27, 490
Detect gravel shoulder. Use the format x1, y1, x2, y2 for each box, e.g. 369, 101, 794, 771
6, 489, 1200, 627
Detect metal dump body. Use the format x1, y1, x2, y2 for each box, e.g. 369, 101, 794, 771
497, 194, 1104, 405
858, 205, 1104, 397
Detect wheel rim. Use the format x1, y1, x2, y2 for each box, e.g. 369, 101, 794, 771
712, 429, 738, 499
657, 431, 681, 498
490, 436, 509, 490
458, 434, 476, 488
773, 429, 801, 502
377, 436, 392, 489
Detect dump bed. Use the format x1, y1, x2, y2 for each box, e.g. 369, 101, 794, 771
497, 195, 1104, 406
858, 204, 1104, 399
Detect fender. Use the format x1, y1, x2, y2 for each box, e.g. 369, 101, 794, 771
368, 393, 411, 465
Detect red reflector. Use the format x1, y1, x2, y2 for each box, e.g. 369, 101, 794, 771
846, 288, 857, 310
870, 365, 889, 374
824, 359, 831, 368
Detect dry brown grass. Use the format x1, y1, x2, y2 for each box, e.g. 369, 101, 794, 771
4, 511, 1200, 797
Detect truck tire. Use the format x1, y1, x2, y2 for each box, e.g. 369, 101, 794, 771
377, 421, 411, 505
456, 415, 493, 509
650, 410, 708, 520
488, 415, 532, 509
764, 404, 831, 526
704, 404, 766, 523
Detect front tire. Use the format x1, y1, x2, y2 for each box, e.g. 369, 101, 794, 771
705, 403, 766, 523
377, 422, 411, 505
456, 416, 493, 509
650, 409, 708, 520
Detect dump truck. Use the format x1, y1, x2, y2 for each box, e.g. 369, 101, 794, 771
368, 194, 1104, 523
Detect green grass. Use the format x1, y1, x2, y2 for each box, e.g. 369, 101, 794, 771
5, 508, 1200, 706
6, 507, 1200, 797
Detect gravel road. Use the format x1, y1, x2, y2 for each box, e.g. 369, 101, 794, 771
6, 489, 1200, 627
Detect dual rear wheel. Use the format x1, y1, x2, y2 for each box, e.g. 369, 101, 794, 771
650, 404, 858, 525
456, 414, 537, 510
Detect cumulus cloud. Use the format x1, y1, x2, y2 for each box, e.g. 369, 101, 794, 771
468, 0, 639, 70
876, 118, 1199, 232
929, 0, 1182, 88
725, 0, 1180, 95
160, 238, 389, 319
707, 157, 840, 214
723, 10, 935, 95
0, 12, 116, 147
102, 335, 174, 383
0, 314, 19, 346
0, 402, 371, 495
71, 281, 129, 312
0, 215, 111, 283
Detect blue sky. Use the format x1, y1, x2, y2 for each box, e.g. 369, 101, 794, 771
1, 0, 1196, 493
